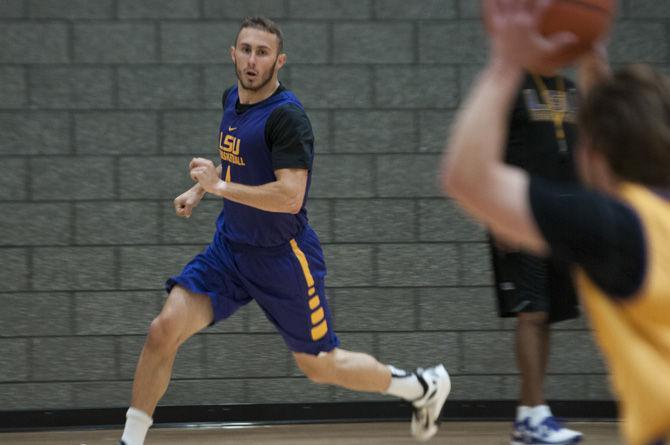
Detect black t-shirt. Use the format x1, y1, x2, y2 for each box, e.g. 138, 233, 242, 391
221, 84, 313, 170
506, 74, 579, 183
529, 176, 647, 300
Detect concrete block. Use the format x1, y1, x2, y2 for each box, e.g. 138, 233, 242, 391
0, 23, 67, 63
332, 199, 416, 242
310, 155, 375, 198
72, 381, 131, 408
377, 244, 460, 286
247, 377, 330, 403
322, 244, 374, 287
609, 22, 667, 63
0, 0, 25, 17
162, 110, 221, 154
118, 67, 201, 109
417, 287, 500, 331
288, 0, 371, 19
120, 245, 203, 289
162, 378, 246, 405
31, 157, 114, 200
307, 109, 331, 154
0, 382, 72, 410
75, 201, 160, 245
376, 155, 442, 197
30, 67, 114, 109
418, 199, 486, 242
458, 0, 481, 18
418, 110, 454, 153
203, 65, 239, 110
161, 200, 221, 245
74, 291, 162, 335
290, 66, 372, 108
161, 22, 237, 63
332, 110, 415, 153
306, 198, 331, 243
32, 337, 117, 381
333, 288, 416, 331
0, 67, 27, 108
0, 292, 72, 337
419, 23, 487, 64
375, 67, 458, 108
0, 339, 29, 381
118, 0, 200, 18
548, 331, 606, 373
203, 0, 286, 18
375, 0, 457, 19
0, 158, 28, 201
118, 156, 194, 199
172, 334, 207, 379
74, 24, 157, 63
203, 333, 291, 377
29, 0, 113, 18
282, 22, 329, 64
627, 0, 670, 17
32, 247, 116, 291
459, 243, 493, 286
0, 112, 70, 155
378, 332, 459, 371
0, 203, 71, 246
75, 112, 158, 155
333, 23, 413, 64
462, 331, 516, 374
0, 248, 29, 291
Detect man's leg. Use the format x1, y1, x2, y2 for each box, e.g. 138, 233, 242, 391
120, 285, 214, 445
516, 311, 550, 407
514, 311, 582, 444
293, 348, 450, 442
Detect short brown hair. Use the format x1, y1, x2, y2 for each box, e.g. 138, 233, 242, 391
578, 65, 670, 187
235, 16, 283, 54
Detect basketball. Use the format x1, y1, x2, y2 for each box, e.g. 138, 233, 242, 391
482, 0, 617, 72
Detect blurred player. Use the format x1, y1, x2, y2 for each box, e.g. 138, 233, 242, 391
441, 1, 670, 445
118, 16, 449, 445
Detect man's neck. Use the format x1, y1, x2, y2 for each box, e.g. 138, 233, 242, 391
237, 79, 280, 105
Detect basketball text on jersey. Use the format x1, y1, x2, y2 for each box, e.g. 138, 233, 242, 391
219, 131, 246, 166
522, 88, 578, 124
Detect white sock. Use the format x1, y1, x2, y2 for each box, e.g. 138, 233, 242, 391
121, 407, 153, 445
384, 365, 424, 401
516, 405, 531, 421
528, 404, 552, 427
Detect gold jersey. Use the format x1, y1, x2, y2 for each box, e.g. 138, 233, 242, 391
577, 183, 670, 445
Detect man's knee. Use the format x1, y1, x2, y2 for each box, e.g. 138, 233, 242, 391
517, 311, 549, 327
294, 351, 336, 384
145, 313, 183, 353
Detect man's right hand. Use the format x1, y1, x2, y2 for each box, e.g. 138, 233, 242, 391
174, 187, 205, 218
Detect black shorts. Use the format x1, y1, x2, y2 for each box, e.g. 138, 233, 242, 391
489, 238, 579, 323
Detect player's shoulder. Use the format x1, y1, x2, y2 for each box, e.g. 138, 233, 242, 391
221, 85, 237, 109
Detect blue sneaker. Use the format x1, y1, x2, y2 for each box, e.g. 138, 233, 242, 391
511, 416, 582, 445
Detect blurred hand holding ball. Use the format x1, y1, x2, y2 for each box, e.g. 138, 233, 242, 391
482, 0, 616, 73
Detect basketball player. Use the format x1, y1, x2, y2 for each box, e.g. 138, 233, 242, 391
442, 1, 670, 445
118, 17, 449, 445
490, 70, 582, 444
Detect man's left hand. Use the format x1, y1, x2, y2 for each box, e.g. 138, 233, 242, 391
189, 157, 223, 194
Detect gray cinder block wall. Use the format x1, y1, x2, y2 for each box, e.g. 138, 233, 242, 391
0, 0, 667, 411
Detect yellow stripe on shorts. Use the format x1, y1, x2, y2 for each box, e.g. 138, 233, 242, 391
290, 239, 315, 288
311, 307, 325, 325
311, 319, 328, 341
308, 295, 320, 310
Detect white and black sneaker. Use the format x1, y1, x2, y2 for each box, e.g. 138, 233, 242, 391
411, 364, 451, 441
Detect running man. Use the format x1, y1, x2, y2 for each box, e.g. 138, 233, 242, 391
118, 16, 449, 445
